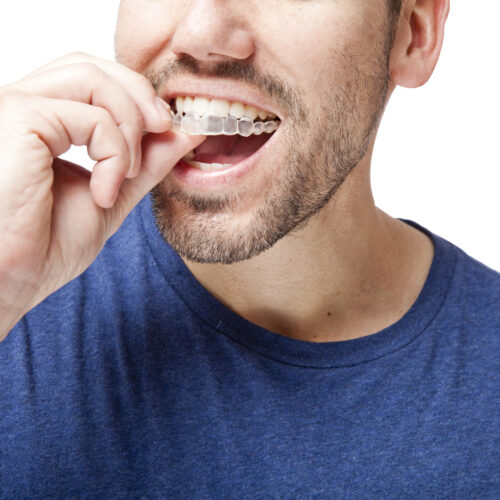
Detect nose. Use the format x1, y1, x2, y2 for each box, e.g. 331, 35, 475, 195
171, 0, 255, 63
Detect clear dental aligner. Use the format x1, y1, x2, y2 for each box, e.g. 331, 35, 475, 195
169, 97, 281, 136
171, 111, 280, 136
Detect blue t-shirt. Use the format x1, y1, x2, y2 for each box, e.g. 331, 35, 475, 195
0, 195, 499, 499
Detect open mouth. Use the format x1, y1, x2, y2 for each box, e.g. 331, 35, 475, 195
170, 96, 281, 171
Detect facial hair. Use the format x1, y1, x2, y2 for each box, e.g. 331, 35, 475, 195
148, 38, 391, 265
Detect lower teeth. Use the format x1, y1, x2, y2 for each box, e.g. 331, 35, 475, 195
185, 160, 233, 171
172, 111, 280, 136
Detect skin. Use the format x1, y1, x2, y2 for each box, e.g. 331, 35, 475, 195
114, 0, 450, 343
0, 55, 205, 340
0, 0, 448, 343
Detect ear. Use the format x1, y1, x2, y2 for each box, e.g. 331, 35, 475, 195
389, 0, 450, 88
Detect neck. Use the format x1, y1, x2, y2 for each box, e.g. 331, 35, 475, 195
183, 153, 434, 343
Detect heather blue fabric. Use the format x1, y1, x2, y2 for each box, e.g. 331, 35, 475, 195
0, 194, 499, 499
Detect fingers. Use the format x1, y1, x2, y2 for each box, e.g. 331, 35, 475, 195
0, 53, 199, 319
13, 62, 171, 180
21, 52, 171, 133
3, 52, 201, 216
109, 132, 207, 231
28, 95, 131, 208
33, 93, 206, 212
16, 65, 143, 177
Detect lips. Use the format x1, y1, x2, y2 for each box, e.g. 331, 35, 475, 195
158, 80, 284, 185
161, 78, 283, 122
169, 95, 280, 174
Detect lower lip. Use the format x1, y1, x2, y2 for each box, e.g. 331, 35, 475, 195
171, 129, 280, 189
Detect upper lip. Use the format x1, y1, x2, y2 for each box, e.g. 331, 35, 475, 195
161, 77, 283, 119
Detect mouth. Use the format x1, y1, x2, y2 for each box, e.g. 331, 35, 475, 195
169, 95, 282, 174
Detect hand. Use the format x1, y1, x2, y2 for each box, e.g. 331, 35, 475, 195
0, 52, 204, 340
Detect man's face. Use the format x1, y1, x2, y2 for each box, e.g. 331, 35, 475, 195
115, 0, 394, 264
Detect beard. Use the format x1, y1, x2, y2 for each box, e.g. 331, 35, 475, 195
149, 41, 391, 264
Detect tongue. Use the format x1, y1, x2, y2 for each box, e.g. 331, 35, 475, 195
193, 133, 272, 164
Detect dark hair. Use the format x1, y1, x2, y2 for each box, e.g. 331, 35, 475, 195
386, 0, 403, 50
387, 0, 403, 24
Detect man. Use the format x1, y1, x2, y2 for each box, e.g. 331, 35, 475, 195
0, 0, 498, 497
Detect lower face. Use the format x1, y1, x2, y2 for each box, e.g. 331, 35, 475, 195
115, 1, 394, 264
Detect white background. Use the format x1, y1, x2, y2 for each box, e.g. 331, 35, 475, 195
1, 1, 499, 270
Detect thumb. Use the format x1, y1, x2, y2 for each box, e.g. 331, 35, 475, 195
107, 130, 205, 232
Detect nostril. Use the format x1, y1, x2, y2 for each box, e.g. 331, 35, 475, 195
170, 8, 255, 63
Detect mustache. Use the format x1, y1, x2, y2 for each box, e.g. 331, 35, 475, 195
144, 54, 307, 121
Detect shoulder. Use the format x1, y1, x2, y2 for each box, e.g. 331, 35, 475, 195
406, 219, 500, 362
407, 219, 500, 329
450, 246, 500, 321
431, 236, 500, 365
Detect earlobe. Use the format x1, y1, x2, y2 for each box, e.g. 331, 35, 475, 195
389, 0, 450, 89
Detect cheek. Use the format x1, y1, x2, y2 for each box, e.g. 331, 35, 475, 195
261, 9, 368, 110
115, 0, 177, 72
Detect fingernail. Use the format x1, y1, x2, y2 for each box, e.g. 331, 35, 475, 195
155, 97, 172, 124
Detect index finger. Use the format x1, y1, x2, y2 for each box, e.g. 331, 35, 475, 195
24, 52, 171, 134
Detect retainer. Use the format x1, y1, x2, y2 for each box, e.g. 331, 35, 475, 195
171, 111, 280, 137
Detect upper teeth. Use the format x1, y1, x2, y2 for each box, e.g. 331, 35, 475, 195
175, 96, 277, 121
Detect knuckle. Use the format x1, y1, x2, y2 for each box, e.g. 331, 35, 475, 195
66, 51, 92, 63
94, 106, 113, 124
47, 52, 92, 69
98, 113, 127, 152
70, 62, 105, 80
128, 110, 145, 136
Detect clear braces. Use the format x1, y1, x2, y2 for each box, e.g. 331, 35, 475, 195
171, 111, 280, 137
